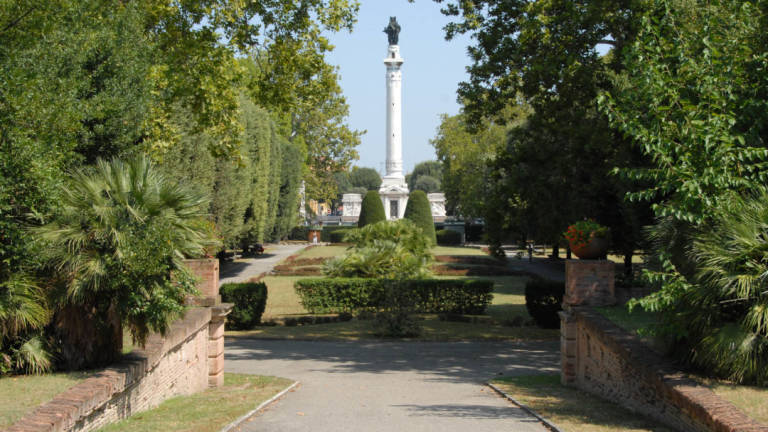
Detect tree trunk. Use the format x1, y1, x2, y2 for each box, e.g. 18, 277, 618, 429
624, 252, 634, 277
55, 302, 122, 370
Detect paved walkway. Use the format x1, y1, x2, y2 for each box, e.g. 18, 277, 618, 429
219, 243, 308, 284
225, 339, 559, 432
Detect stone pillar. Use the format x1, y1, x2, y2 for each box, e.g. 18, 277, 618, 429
208, 304, 232, 388
183, 258, 220, 306
561, 260, 615, 386
564, 260, 615, 307
383, 44, 405, 183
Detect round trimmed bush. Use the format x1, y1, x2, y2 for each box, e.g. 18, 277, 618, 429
436, 229, 462, 245
524, 279, 564, 329
404, 190, 436, 245
358, 190, 386, 228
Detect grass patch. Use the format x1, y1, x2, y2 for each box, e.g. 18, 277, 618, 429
492, 374, 673, 432
97, 374, 292, 432
595, 305, 658, 336
295, 245, 349, 259
432, 245, 487, 256
228, 316, 558, 341
262, 276, 312, 318
0, 371, 91, 427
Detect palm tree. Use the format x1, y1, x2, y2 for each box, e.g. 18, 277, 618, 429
0, 274, 52, 374
37, 156, 217, 369
685, 191, 768, 385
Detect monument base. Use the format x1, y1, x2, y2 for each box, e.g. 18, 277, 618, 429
379, 181, 409, 220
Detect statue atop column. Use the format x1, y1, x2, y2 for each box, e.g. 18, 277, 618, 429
383, 16, 401, 45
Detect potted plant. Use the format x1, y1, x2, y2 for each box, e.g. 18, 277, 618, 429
564, 220, 610, 259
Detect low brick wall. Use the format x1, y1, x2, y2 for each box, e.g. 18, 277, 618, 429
8, 308, 213, 432
560, 307, 768, 432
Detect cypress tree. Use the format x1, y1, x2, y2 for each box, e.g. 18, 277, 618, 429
404, 190, 436, 245
358, 190, 386, 227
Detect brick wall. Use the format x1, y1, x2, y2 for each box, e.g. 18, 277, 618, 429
561, 260, 768, 432
8, 308, 212, 432
561, 308, 767, 432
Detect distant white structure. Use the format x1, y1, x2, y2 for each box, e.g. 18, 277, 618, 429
428, 193, 446, 222
341, 193, 362, 222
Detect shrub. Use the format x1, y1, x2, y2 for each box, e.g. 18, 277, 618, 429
220, 282, 268, 330
320, 225, 355, 242
524, 279, 565, 329
324, 220, 432, 279
373, 283, 421, 338
404, 190, 436, 245
329, 228, 356, 243
288, 226, 310, 240
294, 278, 493, 314
436, 229, 462, 245
358, 190, 386, 228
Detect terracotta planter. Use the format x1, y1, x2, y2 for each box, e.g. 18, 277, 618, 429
570, 235, 609, 260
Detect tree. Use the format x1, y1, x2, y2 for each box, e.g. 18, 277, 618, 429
404, 191, 437, 245
349, 167, 382, 191
36, 156, 216, 368
407, 161, 442, 190
269, 138, 305, 241
598, 0, 768, 380
412, 176, 440, 193
431, 112, 511, 218
358, 191, 386, 228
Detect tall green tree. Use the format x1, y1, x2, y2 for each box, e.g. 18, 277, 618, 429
407, 161, 442, 191
599, 0, 768, 378
349, 167, 382, 191
431, 113, 510, 218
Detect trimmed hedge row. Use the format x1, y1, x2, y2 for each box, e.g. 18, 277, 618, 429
294, 278, 493, 315
436, 229, 463, 245
320, 226, 356, 242
220, 282, 268, 330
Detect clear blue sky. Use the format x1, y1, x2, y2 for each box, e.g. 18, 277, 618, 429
325, 1, 473, 175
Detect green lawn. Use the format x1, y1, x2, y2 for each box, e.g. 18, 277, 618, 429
97, 374, 292, 432
0, 371, 90, 427
492, 375, 673, 432
262, 276, 312, 318
595, 305, 658, 336
295, 245, 349, 259
432, 245, 487, 256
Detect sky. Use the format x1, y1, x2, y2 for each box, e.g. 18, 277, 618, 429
325, 1, 473, 175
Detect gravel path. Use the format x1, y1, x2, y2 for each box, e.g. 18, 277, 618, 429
225, 339, 559, 432
219, 243, 308, 284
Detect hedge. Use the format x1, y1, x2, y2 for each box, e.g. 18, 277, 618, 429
294, 278, 493, 315
220, 281, 268, 330
404, 190, 436, 245
320, 225, 356, 242
358, 190, 386, 227
524, 278, 564, 329
288, 226, 310, 240
436, 229, 462, 245
329, 227, 356, 243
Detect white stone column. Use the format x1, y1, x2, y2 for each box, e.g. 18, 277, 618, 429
382, 45, 407, 187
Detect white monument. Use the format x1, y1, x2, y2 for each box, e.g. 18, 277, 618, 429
341, 193, 362, 222
428, 193, 447, 222
379, 17, 409, 220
